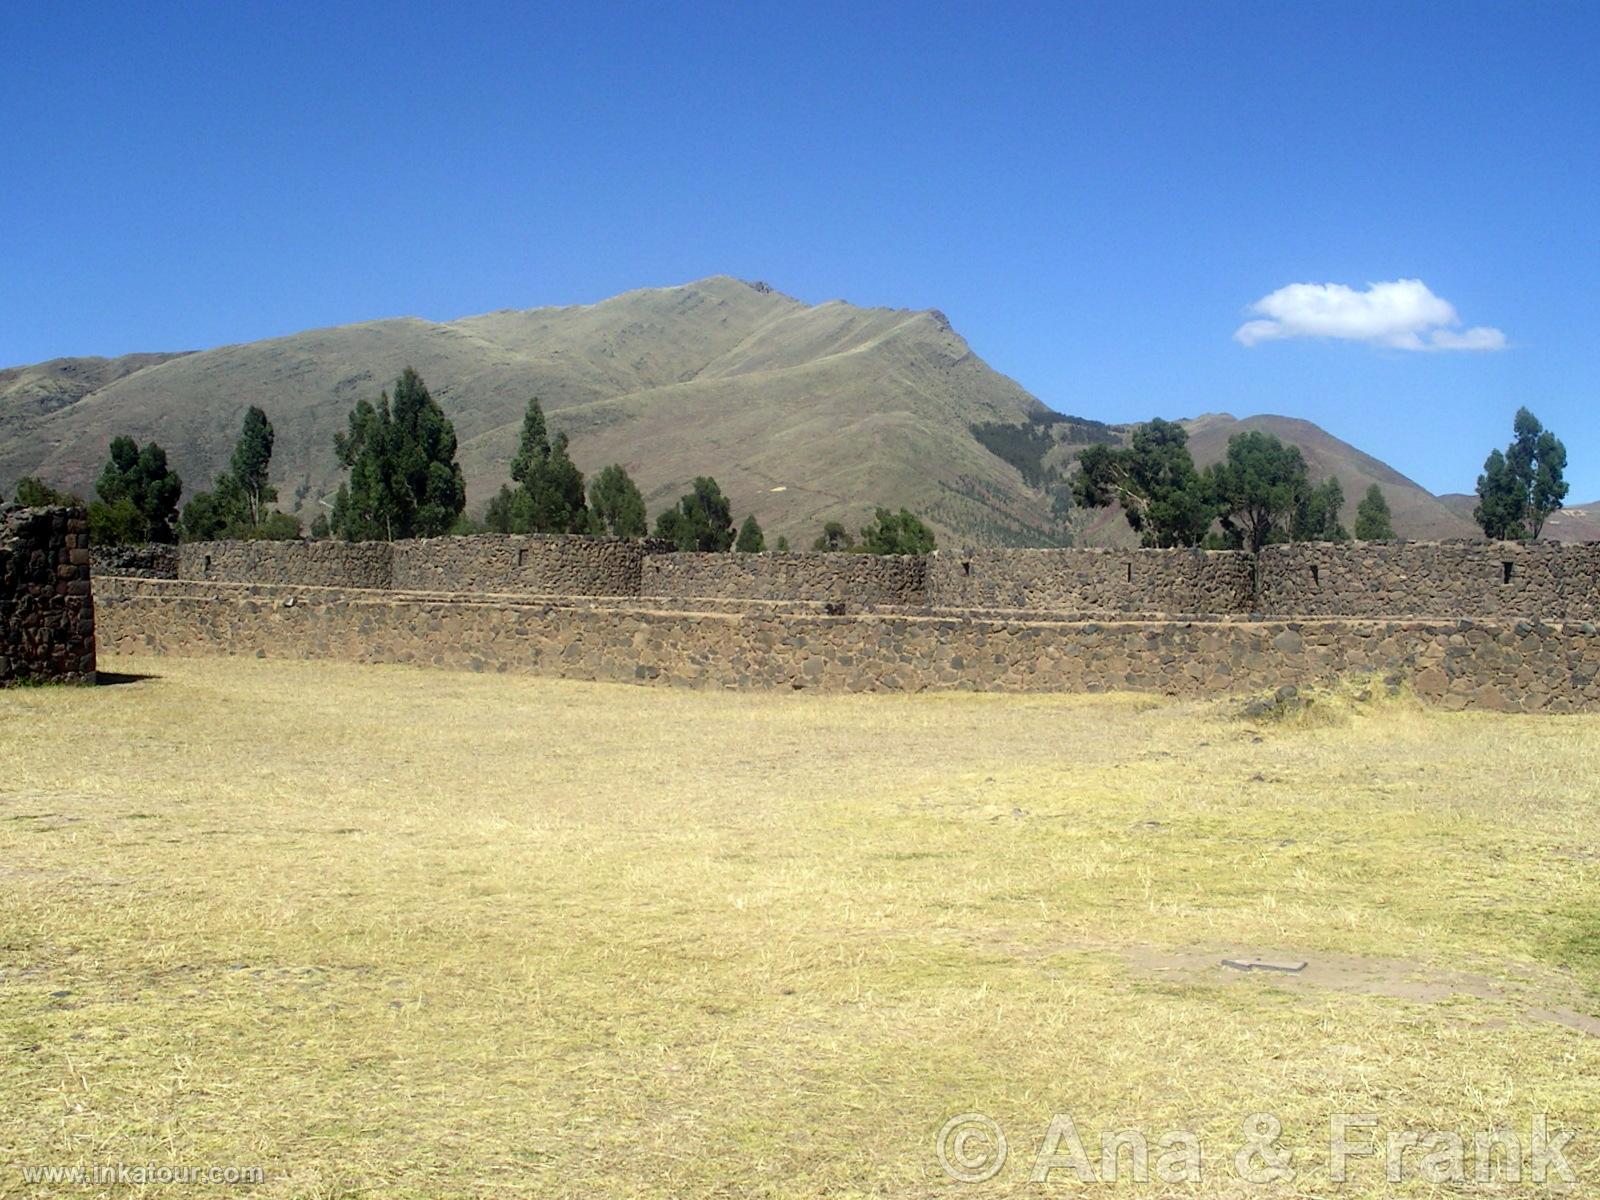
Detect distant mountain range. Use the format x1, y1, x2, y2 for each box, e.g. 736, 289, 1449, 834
0, 277, 1589, 546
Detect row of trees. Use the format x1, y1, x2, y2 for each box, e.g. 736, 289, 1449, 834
7, 372, 1563, 551
1, 409, 302, 546
2, 369, 936, 554
1072, 420, 1388, 550
1072, 408, 1569, 549
320, 371, 734, 549
306, 368, 939, 554
811, 509, 938, 555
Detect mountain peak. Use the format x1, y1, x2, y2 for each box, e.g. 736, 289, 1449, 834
0, 279, 1055, 546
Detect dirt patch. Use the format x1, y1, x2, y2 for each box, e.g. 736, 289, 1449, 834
974, 932, 1600, 1039
1121, 944, 1600, 1038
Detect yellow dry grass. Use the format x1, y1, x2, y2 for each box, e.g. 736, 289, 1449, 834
2, 658, 1598, 1198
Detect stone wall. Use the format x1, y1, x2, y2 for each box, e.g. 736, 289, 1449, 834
391, 535, 663, 596
926, 547, 1257, 615
179, 540, 395, 589
641, 552, 929, 606
1258, 541, 1600, 620
95, 577, 1600, 712
172, 535, 671, 596
72, 537, 1600, 622
73, 534, 1600, 715
1, 505, 96, 684
92, 543, 179, 578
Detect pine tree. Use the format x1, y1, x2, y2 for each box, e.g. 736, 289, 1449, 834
90, 436, 183, 543
180, 407, 300, 540
487, 397, 589, 534
391, 368, 467, 537
1354, 484, 1395, 540
528, 432, 589, 533
858, 507, 937, 555
654, 477, 735, 550
735, 514, 766, 552
510, 397, 550, 487
330, 369, 465, 540
332, 397, 406, 540
588, 464, 648, 537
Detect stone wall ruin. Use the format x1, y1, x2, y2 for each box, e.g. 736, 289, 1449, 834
87, 532, 1600, 711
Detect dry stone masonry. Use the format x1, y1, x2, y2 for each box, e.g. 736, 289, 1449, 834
91, 543, 179, 579
86, 532, 1600, 711
178, 539, 394, 589
1, 505, 96, 685
1257, 541, 1600, 620
392, 535, 669, 596
94, 576, 1600, 713
642, 551, 928, 606
925, 547, 1255, 614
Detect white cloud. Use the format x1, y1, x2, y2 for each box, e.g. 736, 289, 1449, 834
1234, 279, 1506, 352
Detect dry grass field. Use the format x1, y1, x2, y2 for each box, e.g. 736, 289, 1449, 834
3, 658, 1599, 1197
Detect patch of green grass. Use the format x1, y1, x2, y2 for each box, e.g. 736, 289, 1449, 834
1549, 905, 1600, 999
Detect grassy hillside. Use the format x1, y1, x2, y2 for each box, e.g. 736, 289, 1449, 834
0, 353, 192, 491
0, 277, 1489, 546
982, 410, 1479, 547
1182, 412, 1479, 540
0, 353, 191, 419
0, 278, 1069, 547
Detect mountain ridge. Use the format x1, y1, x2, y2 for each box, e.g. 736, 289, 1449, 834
0, 276, 1554, 546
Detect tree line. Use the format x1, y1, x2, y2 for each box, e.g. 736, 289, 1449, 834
1071, 408, 1569, 549
1, 366, 937, 555
0, 406, 294, 545
2, 371, 1567, 551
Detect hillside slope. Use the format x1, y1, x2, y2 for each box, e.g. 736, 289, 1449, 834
1034, 411, 1477, 546
1440, 494, 1600, 543
1182, 413, 1478, 540
0, 278, 1069, 547
0, 277, 1497, 547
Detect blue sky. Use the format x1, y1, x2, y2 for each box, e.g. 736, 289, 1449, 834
3, 2, 1596, 498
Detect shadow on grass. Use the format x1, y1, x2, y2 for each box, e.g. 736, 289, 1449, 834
95, 672, 158, 687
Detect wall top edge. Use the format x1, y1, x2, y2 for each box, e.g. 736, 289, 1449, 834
89, 576, 1600, 633
146, 536, 1600, 557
